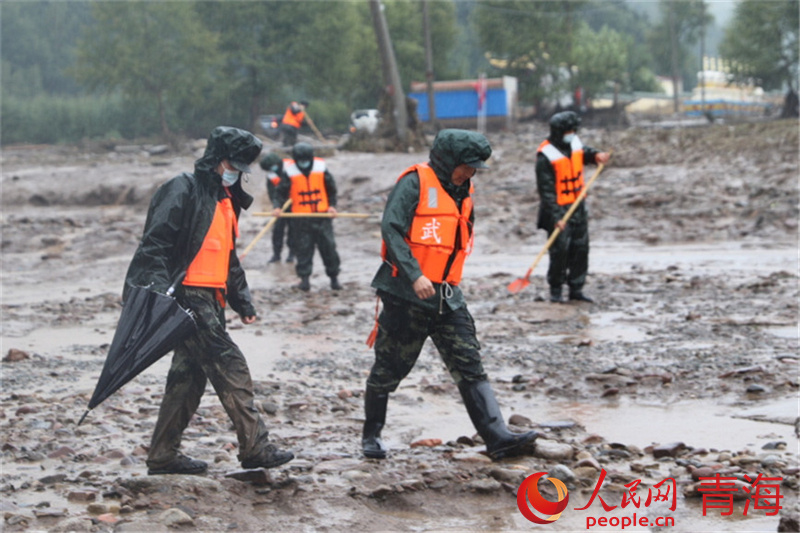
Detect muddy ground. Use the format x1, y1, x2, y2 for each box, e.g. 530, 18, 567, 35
1, 119, 798, 532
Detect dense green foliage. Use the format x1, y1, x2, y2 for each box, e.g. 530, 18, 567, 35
1, 0, 794, 145
719, 0, 799, 91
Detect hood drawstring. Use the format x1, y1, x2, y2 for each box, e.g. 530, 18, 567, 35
438, 281, 454, 315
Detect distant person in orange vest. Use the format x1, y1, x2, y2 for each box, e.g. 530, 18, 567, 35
259, 152, 295, 264
362, 129, 540, 461
124, 126, 294, 475
280, 100, 309, 147
536, 111, 610, 303
277, 142, 341, 291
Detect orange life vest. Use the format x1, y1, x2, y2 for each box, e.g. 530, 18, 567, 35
284, 158, 329, 213
183, 191, 238, 289
266, 158, 293, 187
281, 103, 305, 129
382, 163, 473, 285
538, 138, 585, 206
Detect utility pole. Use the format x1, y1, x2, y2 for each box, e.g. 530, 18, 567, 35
669, 2, 680, 114
422, 0, 439, 132
370, 0, 407, 144
700, 24, 706, 117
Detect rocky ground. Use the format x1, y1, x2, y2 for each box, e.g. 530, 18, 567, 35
1, 119, 798, 532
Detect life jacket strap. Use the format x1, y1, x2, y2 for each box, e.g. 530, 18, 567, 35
365, 296, 381, 348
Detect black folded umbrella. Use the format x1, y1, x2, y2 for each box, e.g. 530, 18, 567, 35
79, 284, 197, 424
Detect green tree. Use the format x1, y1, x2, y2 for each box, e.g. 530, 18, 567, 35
382, 0, 457, 87
648, 0, 712, 109
195, 1, 384, 132
719, 0, 799, 92
579, 0, 661, 93
1, 1, 90, 97
73, 2, 220, 139
473, 1, 588, 111
573, 24, 629, 104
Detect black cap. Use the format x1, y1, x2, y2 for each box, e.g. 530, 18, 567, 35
229, 159, 253, 173
465, 159, 489, 169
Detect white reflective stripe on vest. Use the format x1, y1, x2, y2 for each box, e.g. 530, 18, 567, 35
283, 158, 326, 177
311, 158, 326, 173
540, 135, 584, 162
284, 161, 300, 176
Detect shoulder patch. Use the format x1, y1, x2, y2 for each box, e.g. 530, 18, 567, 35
427, 187, 438, 208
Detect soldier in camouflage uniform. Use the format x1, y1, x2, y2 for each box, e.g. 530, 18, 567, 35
124, 126, 294, 475
362, 129, 540, 461
259, 152, 295, 264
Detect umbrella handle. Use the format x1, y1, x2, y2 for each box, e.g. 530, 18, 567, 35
166, 271, 187, 297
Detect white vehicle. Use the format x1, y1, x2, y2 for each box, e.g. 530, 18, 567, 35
350, 109, 380, 134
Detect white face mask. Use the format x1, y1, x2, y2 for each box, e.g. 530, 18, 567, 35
297, 159, 312, 170
563, 133, 576, 144
221, 169, 240, 186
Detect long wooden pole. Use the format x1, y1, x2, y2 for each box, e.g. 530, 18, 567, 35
252, 212, 372, 219
240, 199, 292, 259
304, 114, 326, 142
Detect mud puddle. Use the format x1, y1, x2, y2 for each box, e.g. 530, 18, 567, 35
468, 240, 798, 278
536, 396, 798, 452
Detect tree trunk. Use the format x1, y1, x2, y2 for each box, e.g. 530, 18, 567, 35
369, 0, 408, 146
422, 0, 439, 132
669, 3, 680, 114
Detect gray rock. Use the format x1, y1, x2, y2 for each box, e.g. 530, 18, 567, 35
508, 413, 533, 426
539, 420, 578, 430
50, 517, 93, 532
115, 521, 169, 532
488, 467, 524, 484
160, 507, 194, 527
534, 439, 574, 461
547, 464, 577, 486
759, 454, 785, 468
369, 485, 394, 498
118, 475, 221, 494
225, 468, 272, 485
652, 442, 686, 459
466, 478, 502, 493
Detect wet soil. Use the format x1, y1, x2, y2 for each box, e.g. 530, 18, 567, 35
1, 119, 798, 532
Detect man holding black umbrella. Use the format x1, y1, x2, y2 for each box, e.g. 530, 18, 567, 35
123, 126, 294, 475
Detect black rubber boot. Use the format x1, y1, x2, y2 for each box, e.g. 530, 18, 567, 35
296, 276, 310, 291
286, 252, 295, 263
241, 444, 294, 470
268, 254, 281, 264
330, 276, 343, 291
569, 291, 594, 303
362, 389, 388, 459
458, 380, 540, 461
550, 286, 563, 303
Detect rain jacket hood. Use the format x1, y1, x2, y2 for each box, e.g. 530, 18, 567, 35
428, 129, 491, 201
200, 126, 263, 174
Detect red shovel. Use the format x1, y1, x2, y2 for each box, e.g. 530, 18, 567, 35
507, 158, 610, 294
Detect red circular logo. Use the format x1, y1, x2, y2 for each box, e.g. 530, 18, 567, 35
517, 472, 570, 524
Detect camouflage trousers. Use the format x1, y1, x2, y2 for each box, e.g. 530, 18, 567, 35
291, 219, 340, 279
547, 216, 589, 292
147, 287, 270, 468
271, 216, 293, 257
366, 292, 487, 394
